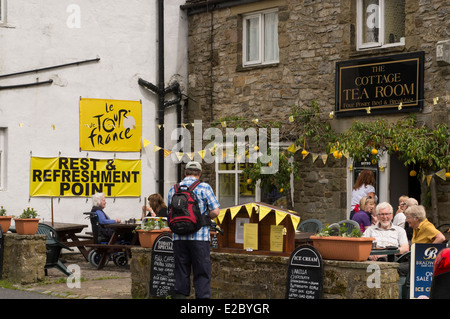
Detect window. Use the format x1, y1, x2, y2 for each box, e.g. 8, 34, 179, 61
216, 162, 258, 208
242, 9, 279, 66
0, 0, 6, 25
357, 0, 405, 50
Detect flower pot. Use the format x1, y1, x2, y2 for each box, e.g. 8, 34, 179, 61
13, 218, 40, 235
137, 228, 171, 248
310, 235, 375, 261
0, 216, 13, 233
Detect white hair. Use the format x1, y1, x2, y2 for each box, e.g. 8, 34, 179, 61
91, 192, 105, 207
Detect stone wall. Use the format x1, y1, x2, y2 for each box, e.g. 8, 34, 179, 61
130, 248, 399, 299
2, 234, 47, 284
185, 0, 450, 224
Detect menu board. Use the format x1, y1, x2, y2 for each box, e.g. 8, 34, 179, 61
149, 232, 176, 297
286, 245, 323, 299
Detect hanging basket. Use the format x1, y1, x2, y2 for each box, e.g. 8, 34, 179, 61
13, 218, 40, 235
310, 235, 374, 261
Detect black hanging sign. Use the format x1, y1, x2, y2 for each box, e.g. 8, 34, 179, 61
149, 232, 176, 297
286, 245, 323, 299
335, 52, 424, 117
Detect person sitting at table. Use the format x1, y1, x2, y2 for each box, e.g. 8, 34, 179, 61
91, 192, 121, 241
405, 205, 445, 244
352, 196, 375, 232
363, 202, 409, 261
141, 193, 168, 219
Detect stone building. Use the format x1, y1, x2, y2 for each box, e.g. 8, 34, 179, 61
181, 0, 449, 224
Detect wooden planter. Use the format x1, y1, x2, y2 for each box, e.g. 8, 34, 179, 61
310, 235, 375, 261
13, 218, 40, 235
137, 228, 171, 248
0, 216, 13, 233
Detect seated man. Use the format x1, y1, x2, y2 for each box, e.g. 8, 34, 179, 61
363, 202, 409, 261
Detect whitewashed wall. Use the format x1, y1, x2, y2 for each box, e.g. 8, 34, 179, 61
0, 0, 187, 227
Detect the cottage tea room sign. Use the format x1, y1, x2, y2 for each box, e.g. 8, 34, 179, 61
335, 52, 424, 117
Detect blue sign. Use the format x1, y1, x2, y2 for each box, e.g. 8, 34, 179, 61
410, 243, 446, 298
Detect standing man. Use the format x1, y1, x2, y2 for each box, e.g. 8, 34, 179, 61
168, 161, 220, 299
363, 202, 409, 261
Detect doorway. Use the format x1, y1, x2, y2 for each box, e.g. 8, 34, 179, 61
389, 155, 421, 204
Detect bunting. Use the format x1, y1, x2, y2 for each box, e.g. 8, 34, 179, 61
217, 202, 301, 232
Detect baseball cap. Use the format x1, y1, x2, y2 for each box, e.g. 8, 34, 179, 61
186, 161, 202, 171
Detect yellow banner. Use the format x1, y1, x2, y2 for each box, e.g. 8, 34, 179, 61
30, 157, 141, 197
79, 98, 142, 152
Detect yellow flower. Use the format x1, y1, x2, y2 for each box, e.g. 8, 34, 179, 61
371, 148, 378, 155
409, 170, 417, 177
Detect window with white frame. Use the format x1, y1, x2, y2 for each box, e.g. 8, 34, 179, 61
216, 162, 258, 208
242, 9, 279, 67
357, 0, 405, 50
0, 0, 6, 25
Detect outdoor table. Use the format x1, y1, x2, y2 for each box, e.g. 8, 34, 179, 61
294, 232, 315, 246
42, 222, 93, 261
370, 248, 400, 262
94, 222, 139, 269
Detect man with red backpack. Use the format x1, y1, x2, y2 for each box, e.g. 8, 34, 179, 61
167, 161, 220, 299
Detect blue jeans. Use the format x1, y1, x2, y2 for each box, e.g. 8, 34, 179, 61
173, 240, 211, 298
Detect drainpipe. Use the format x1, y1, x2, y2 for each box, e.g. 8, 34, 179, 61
157, 0, 165, 196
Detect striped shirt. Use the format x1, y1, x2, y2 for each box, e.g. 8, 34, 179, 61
167, 176, 220, 241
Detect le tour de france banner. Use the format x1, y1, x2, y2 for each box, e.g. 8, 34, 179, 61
30, 157, 141, 197
335, 52, 424, 117
79, 98, 142, 152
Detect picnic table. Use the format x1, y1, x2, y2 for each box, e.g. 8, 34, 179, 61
42, 222, 93, 261
87, 222, 140, 269
370, 248, 400, 262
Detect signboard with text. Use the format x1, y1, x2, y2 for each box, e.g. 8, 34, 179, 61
79, 98, 142, 152
410, 243, 446, 299
286, 245, 323, 299
150, 233, 175, 298
30, 156, 141, 197
335, 52, 424, 117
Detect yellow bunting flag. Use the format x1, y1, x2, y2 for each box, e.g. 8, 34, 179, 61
302, 151, 309, 159
290, 214, 301, 231
258, 206, 272, 221
435, 169, 446, 180
175, 152, 184, 161
245, 204, 254, 218
287, 143, 296, 153
426, 175, 433, 186
198, 150, 207, 159
229, 206, 242, 220
312, 153, 319, 163
163, 149, 172, 158
217, 209, 227, 224
321, 154, 328, 165
275, 210, 287, 225
142, 139, 151, 148
153, 145, 161, 152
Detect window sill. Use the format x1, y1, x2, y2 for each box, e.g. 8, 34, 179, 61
350, 44, 405, 58
236, 62, 279, 72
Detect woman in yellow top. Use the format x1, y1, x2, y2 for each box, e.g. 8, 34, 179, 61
405, 205, 446, 244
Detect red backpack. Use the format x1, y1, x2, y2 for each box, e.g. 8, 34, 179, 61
168, 180, 210, 235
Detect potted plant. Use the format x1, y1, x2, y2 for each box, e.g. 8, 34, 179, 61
0, 206, 13, 233
14, 207, 40, 235
135, 217, 170, 248
310, 223, 375, 261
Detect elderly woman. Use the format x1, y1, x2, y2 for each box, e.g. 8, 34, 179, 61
405, 205, 445, 244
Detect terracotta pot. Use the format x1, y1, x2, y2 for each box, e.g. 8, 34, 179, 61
137, 228, 171, 248
310, 235, 375, 261
0, 216, 13, 233
13, 218, 40, 235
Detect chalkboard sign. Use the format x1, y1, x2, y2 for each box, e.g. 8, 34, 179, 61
149, 232, 175, 297
286, 245, 323, 299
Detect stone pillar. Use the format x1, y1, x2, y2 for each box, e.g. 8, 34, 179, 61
130, 247, 152, 299
2, 233, 47, 284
